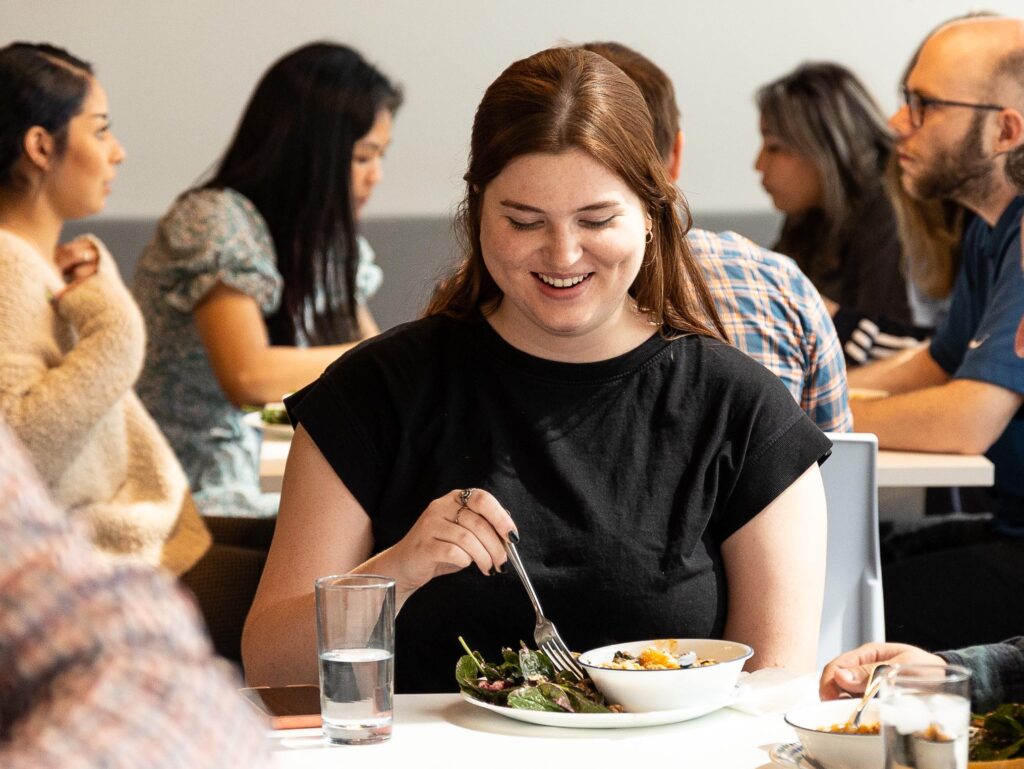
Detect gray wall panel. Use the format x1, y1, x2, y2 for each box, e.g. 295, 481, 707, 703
64, 209, 781, 331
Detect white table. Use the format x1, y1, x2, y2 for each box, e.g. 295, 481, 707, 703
875, 450, 993, 488
258, 435, 994, 493
260, 438, 290, 493
268, 694, 797, 768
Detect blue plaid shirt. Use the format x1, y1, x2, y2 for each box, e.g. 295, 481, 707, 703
689, 228, 852, 433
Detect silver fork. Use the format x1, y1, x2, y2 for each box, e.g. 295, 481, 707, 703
503, 540, 587, 681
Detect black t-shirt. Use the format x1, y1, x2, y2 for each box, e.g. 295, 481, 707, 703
289, 315, 831, 693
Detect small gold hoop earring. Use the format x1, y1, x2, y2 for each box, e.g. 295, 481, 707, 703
644, 229, 654, 244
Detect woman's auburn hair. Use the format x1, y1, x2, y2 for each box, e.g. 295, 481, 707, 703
425, 47, 725, 342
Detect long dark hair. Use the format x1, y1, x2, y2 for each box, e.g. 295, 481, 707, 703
204, 42, 402, 346
756, 62, 893, 285
0, 42, 93, 190
426, 47, 725, 342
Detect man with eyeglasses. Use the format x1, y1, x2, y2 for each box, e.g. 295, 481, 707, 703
850, 16, 1024, 651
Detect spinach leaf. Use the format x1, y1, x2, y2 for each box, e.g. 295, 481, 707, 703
970, 703, 1024, 761
456, 638, 615, 714
506, 685, 566, 712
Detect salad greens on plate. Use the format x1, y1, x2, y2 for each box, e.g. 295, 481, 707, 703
260, 403, 289, 425
970, 703, 1024, 762
455, 637, 619, 713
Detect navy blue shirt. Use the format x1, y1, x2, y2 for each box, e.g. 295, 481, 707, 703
930, 196, 1024, 533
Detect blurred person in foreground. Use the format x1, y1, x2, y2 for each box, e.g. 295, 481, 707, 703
244, 46, 830, 692
848, 17, 1024, 650
0, 419, 269, 768
580, 41, 851, 433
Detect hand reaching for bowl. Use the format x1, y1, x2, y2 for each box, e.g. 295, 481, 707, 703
819, 642, 946, 700
376, 488, 518, 600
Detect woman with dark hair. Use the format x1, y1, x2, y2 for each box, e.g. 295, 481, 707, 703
756, 63, 940, 363
244, 47, 831, 693
133, 42, 402, 519
0, 43, 210, 574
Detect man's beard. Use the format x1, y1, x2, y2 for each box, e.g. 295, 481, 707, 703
906, 113, 997, 205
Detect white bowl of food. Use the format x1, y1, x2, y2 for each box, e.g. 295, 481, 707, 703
785, 699, 884, 769
577, 638, 752, 713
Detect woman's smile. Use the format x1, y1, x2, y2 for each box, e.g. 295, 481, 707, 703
534, 271, 593, 290
479, 149, 655, 362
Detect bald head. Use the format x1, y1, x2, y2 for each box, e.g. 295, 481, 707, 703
926, 18, 1024, 107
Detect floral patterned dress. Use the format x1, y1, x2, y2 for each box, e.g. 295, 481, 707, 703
133, 188, 382, 518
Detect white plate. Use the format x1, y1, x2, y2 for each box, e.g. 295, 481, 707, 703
769, 742, 810, 768
242, 411, 294, 440
459, 690, 736, 729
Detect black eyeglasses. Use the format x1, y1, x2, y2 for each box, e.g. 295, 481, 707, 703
901, 86, 1006, 128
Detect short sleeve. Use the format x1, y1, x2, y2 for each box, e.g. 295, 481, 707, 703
713, 410, 831, 543
704, 347, 833, 543
286, 330, 406, 512
931, 229, 1024, 393
153, 189, 283, 315
355, 236, 383, 302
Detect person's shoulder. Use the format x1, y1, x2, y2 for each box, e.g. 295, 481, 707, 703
666, 333, 803, 408
0, 230, 53, 290
668, 332, 771, 375
158, 187, 267, 246
0, 229, 36, 266
329, 315, 462, 371
691, 228, 819, 298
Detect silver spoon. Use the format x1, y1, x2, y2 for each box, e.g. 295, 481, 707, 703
845, 663, 890, 730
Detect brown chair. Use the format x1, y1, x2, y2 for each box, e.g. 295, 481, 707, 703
180, 516, 277, 663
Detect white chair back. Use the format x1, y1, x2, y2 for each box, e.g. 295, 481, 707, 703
817, 432, 885, 669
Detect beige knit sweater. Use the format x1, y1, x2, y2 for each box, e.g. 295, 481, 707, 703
0, 230, 210, 575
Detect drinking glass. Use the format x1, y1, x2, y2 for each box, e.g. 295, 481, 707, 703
879, 664, 971, 769
314, 574, 396, 745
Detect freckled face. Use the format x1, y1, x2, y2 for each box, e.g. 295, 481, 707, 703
479, 149, 652, 361
44, 79, 126, 219
351, 109, 392, 218
754, 122, 823, 215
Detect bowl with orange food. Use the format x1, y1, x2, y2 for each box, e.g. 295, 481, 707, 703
577, 638, 752, 713
785, 698, 884, 769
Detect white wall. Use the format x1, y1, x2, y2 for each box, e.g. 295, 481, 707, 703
8, 0, 1021, 219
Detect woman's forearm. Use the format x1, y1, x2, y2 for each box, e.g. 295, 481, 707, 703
222, 342, 362, 407
242, 594, 320, 687
0, 277, 144, 483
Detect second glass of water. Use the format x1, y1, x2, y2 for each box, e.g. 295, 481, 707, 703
879, 663, 971, 769
314, 574, 396, 745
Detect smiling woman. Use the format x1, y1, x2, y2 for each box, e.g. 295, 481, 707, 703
478, 150, 654, 360
244, 46, 832, 694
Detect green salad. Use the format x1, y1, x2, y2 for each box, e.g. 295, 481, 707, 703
455, 637, 619, 713
970, 703, 1024, 762
260, 403, 289, 425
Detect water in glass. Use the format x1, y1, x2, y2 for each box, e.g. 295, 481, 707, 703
319, 647, 394, 744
